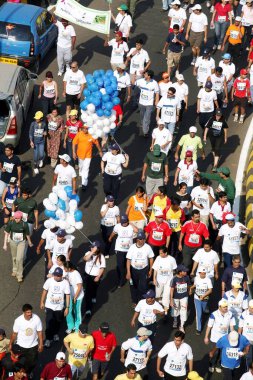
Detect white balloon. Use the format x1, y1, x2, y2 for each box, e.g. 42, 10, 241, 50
57, 189, 68, 201
44, 220, 52, 229
96, 119, 103, 128
103, 126, 110, 134
43, 198, 50, 207
100, 88, 106, 95
87, 103, 95, 113
75, 221, 84, 230
81, 114, 88, 123
52, 186, 58, 194
47, 203, 57, 211
110, 115, 116, 122
92, 133, 98, 139
86, 115, 93, 125
110, 122, 116, 130
88, 127, 94, 135
59, 220, 67, 229
92, 125, 98, 131
56, 209, 66, 220
103, 119, 110, 127
49, 192, 58, 205
111, 109, 116, 116
96, 130, 102, 138
66, 226, 76, 234
81, 111, 88, 117
69, 199, 78, 211
67, 214, 76, 226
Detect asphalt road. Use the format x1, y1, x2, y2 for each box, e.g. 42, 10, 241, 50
0, 0, 251, 379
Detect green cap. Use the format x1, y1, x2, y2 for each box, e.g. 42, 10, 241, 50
153, 144, 161, 156
217, 166, 230, 176
117, 3, 128, 10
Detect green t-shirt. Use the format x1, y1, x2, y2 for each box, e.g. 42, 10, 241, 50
5, 220, 29, 242
14, 198, 38, 223
200, 172, 236, 203
144, 152, 168, 179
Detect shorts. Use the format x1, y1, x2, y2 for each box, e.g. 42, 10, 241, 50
233, 96, 247, 107
66, 93, 80, 108
189, 31, 204, 48
91, 359, 108, 375
167, 51, 182, 67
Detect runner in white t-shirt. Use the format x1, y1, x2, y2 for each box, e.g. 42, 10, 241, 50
174, 151, 198, 191
191, 178, 215, 226
105, 32, 129, 70
151, 120, 172, 155
53, 154, 77, 192
191, 240, 220, 280
55, 19, 76, 76
48, 229, 73, 267
194, 50, 215, 87
168, 1, 187, 31
219, 53, 235, 92
100, 195, 120, 258
197, 81, 218, 129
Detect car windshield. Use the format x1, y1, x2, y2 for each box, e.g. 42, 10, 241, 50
0, 21, 31, 41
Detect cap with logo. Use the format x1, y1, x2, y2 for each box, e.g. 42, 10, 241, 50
198, 267, 207, 273
59, 154, 71, 163
153, 144, 161, 156
106, 195, 115, 202
136, 231, 146, 240
154, 209, 164, 218
110, 143, 120, 151
240, 68, 248, 75
216, 108, 223, 116
205, 81, 213, 89
9, 177, 17, 184
143, 289, 156, 298
90, 240, 101, 249
217, 166, 230, 176
235, 16, 242, 21
218, 299, 228, 307
192, 4, 202, 9
100, 322, 110, 333
53, 267, 63, 277
185, 150, 193, 157
56, 352, 66, 361
203, 48, 211, 56
225, 213, 235, 221
120, 214, 129, 224
56, 229, 67, 237
137, 327, 152, 336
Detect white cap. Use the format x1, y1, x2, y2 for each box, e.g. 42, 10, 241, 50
249, 300, 253, 307
154, 208, 164, 217
59, 154, 71, 163
56, 352, 66, 360
228, 331, 239, 347
235, 16, 242, 21
231, 280, 241, 289
198, 267, 206, 273
192, 4, 202, 10
219, 299, 228, 307
225, 213, 235, 221
189, 126, 197, 133
177, 74, 184, 81
157, 119, 165, 125
171, 0, 181, 5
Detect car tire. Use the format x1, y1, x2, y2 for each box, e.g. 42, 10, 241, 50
32, 57, 40, 74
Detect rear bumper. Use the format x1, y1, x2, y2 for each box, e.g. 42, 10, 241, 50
0, 55, 36, 68
0, 134, 18, 147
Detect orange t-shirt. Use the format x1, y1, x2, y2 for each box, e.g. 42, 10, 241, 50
128, 195, 147, 221
72, 131, 99, 159
226, 24, 244, 45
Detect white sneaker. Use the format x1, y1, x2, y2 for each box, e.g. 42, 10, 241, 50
213, 44, 217, 50
58, 71, 62, 76
105, 255, 109, 259
85, 310, 91, 316
34, 168, 39, 174
217, 44, 222, 50
44, 339, 51, 348
191, 57, 196, 66
179, 326, 185, 333
239, 114, 245, 124
175, 70, 179, 77
233, 114, 239, 122
209, 366, 214, 373
92, 298, 97, 304
39, 160, 43, 168
53, 334, 59, 341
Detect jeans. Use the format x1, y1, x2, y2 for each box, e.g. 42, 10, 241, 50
66, 139, 78, 166
165, 122, 176, 135
116, 250, 127, 286
130, 266, 148, 304
66, 297, 83, 331
139, 104, 154, 134
45, 308, 64, 340
162, 0, 170, 10
101, 225, 114, 256
103, 172, 122, 200
33, 141, 45, 167
223, 252, 234, 268
57, 45, 72, 74
41, 96, 55, 117
194, 297, 208, 331
214, 21, 229, 45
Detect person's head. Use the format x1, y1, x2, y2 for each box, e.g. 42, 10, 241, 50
120, 214, 129, 226
110, 143, 121, 155
198, 267, 207, 279
13, 364, 27, 379
246, 0, 253, 7
189, 126, 197, 137
203, 240, 212, 252
192, 3, 202, 13
217, 166, 230, 178
136, 231, 146, 246
136, 327, 152, 341
125, 363, 138, 379
240, 68, 248, 79
11, 344, 23, 359
100, 322, 110, 337
157, 119, 165, 129
191, 210, 200, 223
205, 80, 213, 92
117, 3, 128, 14
167, 86, 176, 98
55, 352, 66, 368
56, 228, 67, 242
61, 18, 69, 27
232, 254, 241, 268
135, 186, 145, 198
59, 154, 71, 166
218, 299, 228, 313
90, 241, 101, 254
228, 331, 239, 347
0, 328, 6, 340
153, 144, 161, 157
70, 61, 79, 73
115, 31, 123, 41
116, 63, 126, 73
199, 178, 210, 190
45, 71, 53, 82
144, 69, 154, 81
51, 106, 59, 117
178, 182, 187, 193
176, 74, 184, 83
231, 280, 241, 292
215, 66, 223, 77
215, 108, 223, 120
13, 210, 23, 222
225, 213, 235, 226
159, 246, 168, 257
106, 194, 115, 206
21, 187, 31, 200
172, 24, 180, 35
222, 53, 231, 63
52, 267, 64, 282
176, 264, 188, 277
218, 191, 227, 203
157, 185, 167, 197
202, 48, 211, 59
63, 261, 76, 272
235, 16, 242, 26
185, 150, 193, 161
22, 304, 33, 320
162, 72, 170, 82
174, 330, 185, 347
56, 254, 66, 267
4, 143, 14, 157
143, 289, 156, 304
171, 0, 181, 9
78, 323, 88, 337
34, 111, 43, 122
154, 210, 164, 223
69, 109, 78, 121
171, 197, 180, 211
135, 39, 144, 50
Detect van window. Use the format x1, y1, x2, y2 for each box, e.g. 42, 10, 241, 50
36, 15, 45, 36
41, 11, 53, 30
0, 22, 31, 41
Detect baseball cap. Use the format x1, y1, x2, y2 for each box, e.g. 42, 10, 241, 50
198, 267, 207, 273
157, 119, 165, 125
189, 126, 197, 133
106, 195, 115, 202
100, 322, 110, 333
90, 240, 101, 249
225, 213, 235, 221
56, 229, 67, 237
217, 166, 230, 175
59, 154, 71, 163
216, 108, 223, 116
53, 267, 63, 277
34, 111, 43, 119
137, 327, 152, 336
14, 211, 23, 219
143, 289, 156, 298
56, 352, 66, 361
9, 177, 17, 184
136, 231, 146, 240
117, 3, 128, 10
185, 150, 193, 157
154, 209, 164, 218
240, 68, 248, 75
79, 323, 88, 335
110, 143, 120, 151
121, 214, 129, 224
115, 31, 123, 37
205, 81, 213, 89
235, 16, 242, 21
192, 4, 202, 10
116, 63, 126, 70
176, 264, 189, 273
153, 144, 161, 156
219, 299, 228, 307
203, 48, 211, 56
228, 331, 239, 347
222, 53, 231, 59
69, 109, 78, 116
171, 0, 181, 5
232, 280, 241, 288
177, 74, 184, 81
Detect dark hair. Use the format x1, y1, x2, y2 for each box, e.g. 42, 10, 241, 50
191, 210, 200, 217
136, 39, 144, 45
5, 144, 14, 151
232, 254, 241, 262
56, 255, 67, 263
45, 71, 53, 78
173, 24, 180, 30
136, 186, 145, 194
146, 70, 154, 78
51, 106, 59, 113
158, 185, 167, 195
174, 330, 185, 340
171, 197, 180, 206
168, 87, 176, 94
199, 178, 210, 186
22, 304, 33, 312
218, 191, 227, 198
159, 246, 167, 254
13, 364, 26, 373
203, 239, 212, 246
179, 182, 187, 189
127, 363, 137, 372
93, 247, 102, 265
21, 187, 31, 195
63, 261, 76, 270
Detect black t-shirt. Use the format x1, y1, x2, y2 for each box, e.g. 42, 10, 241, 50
0, 154, 21, 184
206, 117, 228, 137
171, 275, 191, 299
221, 265, 248, 291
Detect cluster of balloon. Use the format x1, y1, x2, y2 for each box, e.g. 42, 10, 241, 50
43, 186, 83, 234
80, 69, 120, 139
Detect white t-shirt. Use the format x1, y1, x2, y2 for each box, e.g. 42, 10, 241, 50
49, 264, 67, 278
41, 228, 57, 250
158, 341, 193, 377
113, 224, 134, 252
189, 12, 208, 32
168, 7, 187, 28
242, 4, 253, 25
194, 275, 213, 299
56, 21, 76, 48
159, 81, 173, 98
108, 39, 129, 64
122, 337, 152, 371
195, 57, 215, 84
84, 251, 106, 276
157, 95, 181, 123
100, 204, 120, 227
13, 314, 42, 348
223, 290, 248, 319
127, 48, 150, 76
193, 248, 220, 278
172, 82, 189, 102
63, 69, 86, 95
126, 243, 154, 270
219, 222, 246, 254
43, 278, 70, 311
219, 61, 235, 82
240, 371, 253, 380
198, 88, 217, 113
152, 127, 172, 155
239, 310, 253, 344
210, 73, 226, 94
210, 201, 231, 221
152, 255, 177, 285
115, 13, 133, 37
191, 185, 215, 215
136, 78, 159, 106
103, 152, 125, 176
178, 160, 198, 186
54, 164, 76, 188
135, 299, 164, 325
113, 70, 131, 90
51, 239, 73, 265
208, 309, 235, 343
66, 270, 84, 300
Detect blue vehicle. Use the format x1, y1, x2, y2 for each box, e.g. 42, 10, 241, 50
0, 3, 58, 73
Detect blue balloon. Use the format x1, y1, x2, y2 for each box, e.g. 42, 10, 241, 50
64, 186, 73, 198
87, 95, 94, 104
104, 78, 111, 87
104, 109, 112, 117
58, 199, 66, 211
105, 86, 113, 95
83, 88, 91, 97
90, 83, 99, 92
97, 108, 104, 117
87, 77, 94, 85
74, 209, 83, 222
112, 97, 120, 105
102, 94, 110, 103
106, 69, 114, 77
93, 70, 100, 78
86, 74, 93, 81
99, 69, 105, 76
110, 75, 117, 82
44, 209, 56, 218
70, 194, 80, 204
96, 78, 104, 88
112, 91, 119, 97
111, 82, 117, 91
93, 97, 101, 107
80, 100, 89, 110
105, 101, 114, 110
94, 91, 102, 99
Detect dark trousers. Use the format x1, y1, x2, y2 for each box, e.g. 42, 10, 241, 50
164, 374, 186, 380
222, 366, 242, 380
138, 322, 157, 344
199, 112, 214, 129
210, 348, 221, 367
103, 172, 122, 200
45, 308, 64, 340
116, 250, 127, 286
170, 231, 181, 262
20, 345, 38, 373
119, 88, 127, 107
85, 274, 100, 311
130, 266, 148, 304
41, 96, 55, 117
149, 244, 161, 257
182, 245, 198, 271
227, 43, 241, 62
101, 225, 114, 256
66, 139, 78, 166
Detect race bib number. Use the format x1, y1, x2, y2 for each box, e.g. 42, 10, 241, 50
48, 121, 58, 131
104, 217, 115, 227
3, 162, 14, 173
132, 354, 145, 364
189, 233, 200, 244
230, 30, 239, 39
219, 325, 228, 334
176, 283, 187, 293
164, 109, 174, 117
168, 218, 179, 229
226, 347, 239, 359
218, 15, 226, 22
120, 239, 131, 249
141, 90, 149, 101
212, 121, 222, 131
169, 360, 183, 372
202, 101, 211, 110
22, 212, 28, 222
12, 232, 23, 242
73, 349, 86, 359
34, 128, 44, 137
152, 230, 163, 240
151, 162, 161, 172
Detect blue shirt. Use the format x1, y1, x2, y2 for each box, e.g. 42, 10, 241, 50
221, 265, 248, 291
166, 32, 186, 53
216, 334, 249, 369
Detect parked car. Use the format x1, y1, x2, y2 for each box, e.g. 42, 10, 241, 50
0, 3, 58, 73
0, 63, 37, 147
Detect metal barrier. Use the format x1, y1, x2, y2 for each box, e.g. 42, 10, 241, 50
245, 142, 253, 289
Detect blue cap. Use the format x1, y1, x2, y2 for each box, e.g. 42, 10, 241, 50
143, 289, 156, 299
110, 143, 120, 151
120, 214, 129, 224
56, 229, 66, 237
203, 48, 211, 56
176, 264, 189, 273
53, 267, 63, 277
205, 81, 212, 89
106, 195, 115, 202
90, 240, 101, 249
222, 53, 231, 59
136, 231, 146, 240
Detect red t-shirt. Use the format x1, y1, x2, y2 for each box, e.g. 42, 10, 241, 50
113, 104, 123, 125
181, 220, 209, 248
214, 3, 231, 22
145, 221, 172, 246
40, 362, 72, 379
233, 78, 250, 98
92, 330, 117, 362
66, 120, 83, 140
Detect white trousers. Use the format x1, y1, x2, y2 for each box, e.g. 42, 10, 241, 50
155, 282, 171, 309
79, 158, 91, 186
173, 297, 188, 326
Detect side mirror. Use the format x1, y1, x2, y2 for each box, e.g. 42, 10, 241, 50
29, 72, 38, 80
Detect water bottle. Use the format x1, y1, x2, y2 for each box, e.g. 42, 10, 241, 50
129, 278, 133, 285
105, 352, 110, 361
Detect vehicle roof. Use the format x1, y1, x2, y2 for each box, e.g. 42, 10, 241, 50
0, 63, 23, 96
0, 3, 42, 25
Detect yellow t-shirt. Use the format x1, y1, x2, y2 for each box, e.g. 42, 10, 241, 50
128, 195, 147, 221
165, 208, 183, 232
114, 374, 142, 380
226, 24, 244, 45
64, 333, 94, 367
178, 134, 203, 161
149, 195, 169, 221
